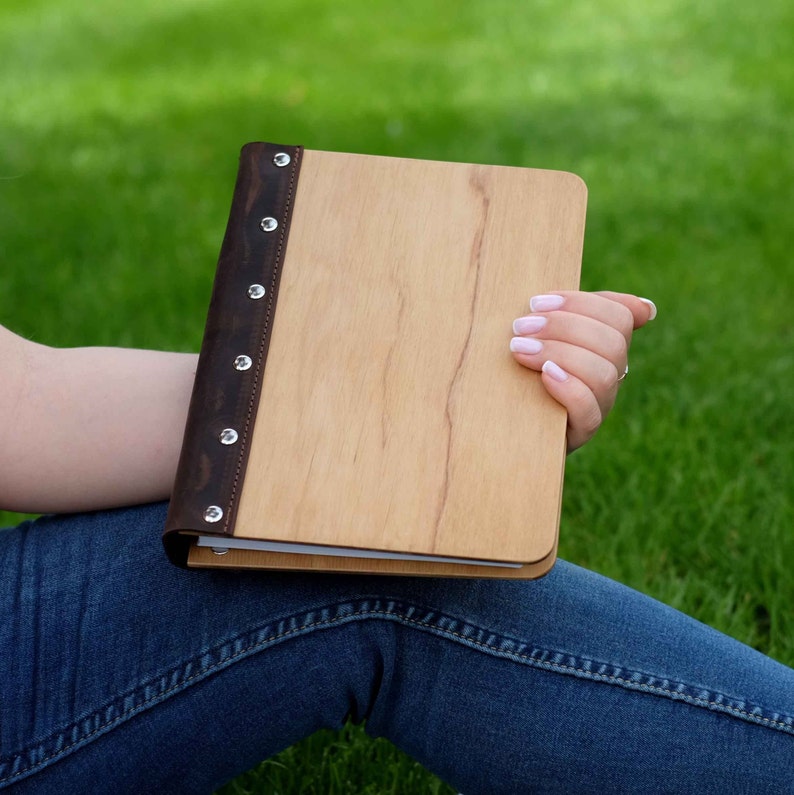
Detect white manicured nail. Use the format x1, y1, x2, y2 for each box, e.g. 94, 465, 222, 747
510, 337, 543, 355
639, 297, 657, 320
529, 294, 565, 312
512, 315, 547, 335
542, 360, 569, 382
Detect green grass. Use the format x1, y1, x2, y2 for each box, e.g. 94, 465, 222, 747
1, 0, 792, 791
219, 720, 453, 795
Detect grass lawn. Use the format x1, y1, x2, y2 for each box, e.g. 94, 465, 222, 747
1, 0, 792, 792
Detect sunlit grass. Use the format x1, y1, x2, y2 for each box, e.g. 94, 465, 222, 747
2, 0, 792, 791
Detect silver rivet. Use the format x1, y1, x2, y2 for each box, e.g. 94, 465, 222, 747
203, 505, 224, 523
273, 152, 291, 167
247, 284, 266, 300
211, 547, 229, 556
260, 217, 278, 232
234, 355, 252, 371
219, 428, 239, 445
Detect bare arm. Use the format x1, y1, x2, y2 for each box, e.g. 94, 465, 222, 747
1, 289, 654, 514
0, 324, 197, 513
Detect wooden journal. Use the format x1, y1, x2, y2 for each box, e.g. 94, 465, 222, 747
163, 142, 587, 578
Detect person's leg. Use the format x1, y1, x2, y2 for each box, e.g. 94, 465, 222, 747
1, 503, 791, 794
364, 566, 794, 793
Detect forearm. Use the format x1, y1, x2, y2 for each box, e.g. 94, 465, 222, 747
0, 330, 196, 513
1, 289, 654, 513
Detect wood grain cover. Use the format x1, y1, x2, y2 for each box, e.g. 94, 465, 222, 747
185, 148, 586, 575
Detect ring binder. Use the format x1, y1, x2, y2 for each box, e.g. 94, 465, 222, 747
163, 143, 303, 564
164, 143, 587, 578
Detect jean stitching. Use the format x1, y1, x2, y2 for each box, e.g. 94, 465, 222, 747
2, 606, 384, 784
388, 612, 794, 734
2, 601, 792, 786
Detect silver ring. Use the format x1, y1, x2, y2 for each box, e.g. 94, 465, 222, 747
617, 363, 629, 383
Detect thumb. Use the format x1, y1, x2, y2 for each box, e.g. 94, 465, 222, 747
594, 291, 657, 330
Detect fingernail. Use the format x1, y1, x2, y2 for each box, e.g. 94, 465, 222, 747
530, 294, 565, 312
512, 315, 547, 335
639, 297, 657, 320
510, 336, 543, 355
542, 360, 569, 382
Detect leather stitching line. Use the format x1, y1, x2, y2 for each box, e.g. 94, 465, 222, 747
225, 145, 301, 529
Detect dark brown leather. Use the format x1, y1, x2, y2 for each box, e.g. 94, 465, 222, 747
163, 142, 303, 566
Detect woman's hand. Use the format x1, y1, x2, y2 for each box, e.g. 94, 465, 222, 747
510, 290, 657, 453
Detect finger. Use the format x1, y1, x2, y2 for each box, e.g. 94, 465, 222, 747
512, 310, 628, 376
527, 291, 656, 342
540, 360, 603, 453
592, 291, 657, 330
527, 292, 635, 341
509, 338, 620, 418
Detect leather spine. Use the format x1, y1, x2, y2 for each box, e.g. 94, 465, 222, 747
163, 142, 303, 566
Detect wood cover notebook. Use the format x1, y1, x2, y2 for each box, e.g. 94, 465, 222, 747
163, 142, 587, 578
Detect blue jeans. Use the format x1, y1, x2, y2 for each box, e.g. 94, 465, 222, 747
1, 502, 792, 793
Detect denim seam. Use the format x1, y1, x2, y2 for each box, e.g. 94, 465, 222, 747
383, 612, 794, 735
2, 601, 791, 786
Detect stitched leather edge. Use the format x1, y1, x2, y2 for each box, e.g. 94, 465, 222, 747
163, 143, 303, 566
